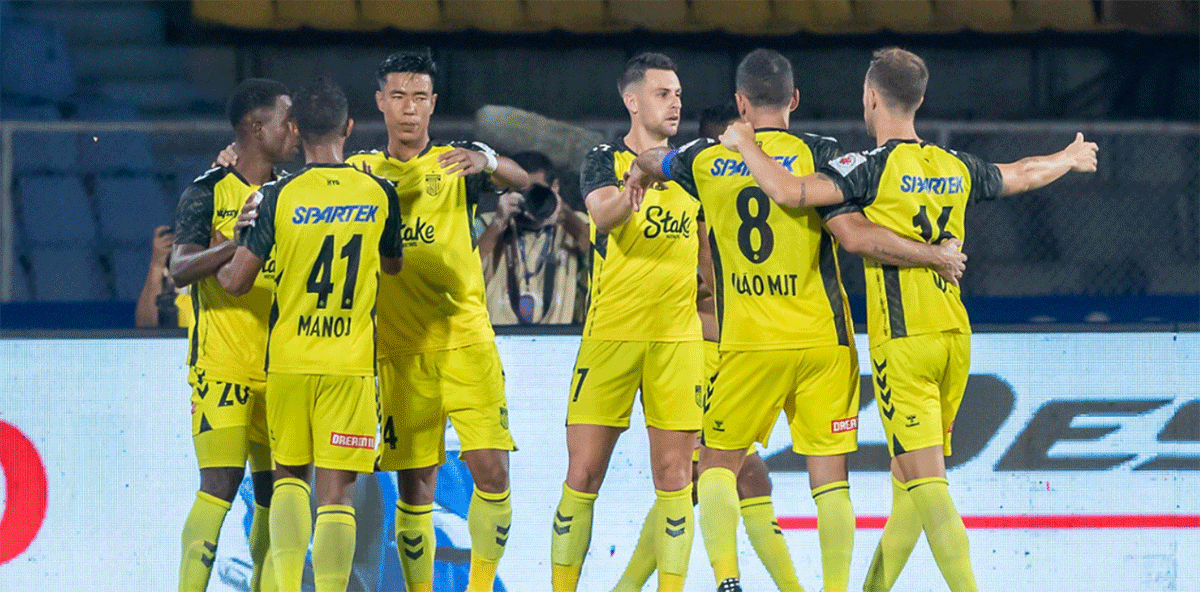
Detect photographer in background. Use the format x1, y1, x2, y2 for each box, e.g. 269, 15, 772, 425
479, 151, 590, 325
135, 224, 193, 328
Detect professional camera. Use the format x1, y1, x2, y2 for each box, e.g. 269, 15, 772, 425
515, 183, 559, 225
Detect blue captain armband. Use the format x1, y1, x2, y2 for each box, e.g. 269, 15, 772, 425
661, 150, 679, 179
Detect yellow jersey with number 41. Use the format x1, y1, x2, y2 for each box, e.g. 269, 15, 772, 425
818, 139, 1003, 345
668, 129, 853, 352
241, 163, 402, 376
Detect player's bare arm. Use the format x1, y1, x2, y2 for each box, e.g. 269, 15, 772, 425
626, 147, 675, 212
585, 184, 638, 232
719, 120, 845, 208
825, 212, 967, 287
216, 247, 264, 297
437, 147, 530, 191
996, 132, 1098, 196
381, 255, 403, 275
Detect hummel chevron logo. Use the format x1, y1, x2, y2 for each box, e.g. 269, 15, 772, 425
665, 515, 686, 537
404, 547, 424, 560
401, 534, 422, 547
496, 524, 510, 546
873, 359, 887, 373
554, 512, 572, 535
196, 383, 209, 399
199, 541, 217, 567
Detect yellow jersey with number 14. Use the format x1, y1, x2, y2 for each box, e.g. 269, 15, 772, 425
818, 140, 1003, 345
668, 129, 853, 352
578, 138, 701, 342
241, 163, 402, 376
347, 142, 495, 356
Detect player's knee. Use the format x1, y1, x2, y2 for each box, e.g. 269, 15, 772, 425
736, 466, 772, 499
398, 466, 438, 504
564, 461, 606, 494
199, 466, 245, 502
650, 456, 693, 492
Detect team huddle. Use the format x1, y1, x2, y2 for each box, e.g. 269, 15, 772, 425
172, 47, 1098, 592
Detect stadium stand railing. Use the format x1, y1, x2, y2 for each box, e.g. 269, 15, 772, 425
1, 118, 1196, 329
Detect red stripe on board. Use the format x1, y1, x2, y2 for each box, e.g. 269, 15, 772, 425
777, 515, 1200, 530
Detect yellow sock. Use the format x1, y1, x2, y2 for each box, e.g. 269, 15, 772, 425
396, 500, 435, 591
179, 491, 231, 592
655, 484, 693, 591
269, 478, 311, 592
612, 501, 659, 592
864, 477, 922, 592
468, 487, 512, 592
812, 480, 853, 592
551, 483, 597, 592
249, 503, 275, 592
906, 477, 978, 592
312, 505, 356, 592
697, 468, 740, 583
740, 496, 803, 592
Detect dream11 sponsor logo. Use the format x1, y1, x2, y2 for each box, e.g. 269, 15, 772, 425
0, 420, 49, 565
766, 375, 1200, 472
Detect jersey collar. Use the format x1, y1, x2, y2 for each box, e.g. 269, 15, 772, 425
753, 127, 789, 134
380, 140, 436, 161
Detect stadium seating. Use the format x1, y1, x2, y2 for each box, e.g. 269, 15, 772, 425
106, 247, 148, 301
692, 0, 773, 34
1, 19, 76, 102
193, 0, 277, 29
442, 0, 524, 31
855, 0, 934, 32
774, 0, 855, 33
77, 132, 154, 174
608, 0, 691, 31
276, 0, 361, 30
15, 174, 96, 245
1013, 0, 1099, 31
93, 175, 172, 245
524, 0, 607, 33
936, 0, 1016, 32
360, 0, 441, 31
27, 247, 107, 301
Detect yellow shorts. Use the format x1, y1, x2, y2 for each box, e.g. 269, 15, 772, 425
567, 339, 703, 431
189, 367, 270, 471
871, 331, 970, 457
703, 345, 860, 456
266, 373, 379, 473
377, 341, 515, 472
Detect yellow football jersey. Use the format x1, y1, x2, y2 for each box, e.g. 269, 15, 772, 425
241, 163, 402, 376
669, 129, 853, 351
818, 140, 1003, 345
578, 139, 702, 342
347, 142, 494, 356
174, 167, 276, 384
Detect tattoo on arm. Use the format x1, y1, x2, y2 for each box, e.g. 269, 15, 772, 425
799, 182, 807, 207
870, 245, 923, 266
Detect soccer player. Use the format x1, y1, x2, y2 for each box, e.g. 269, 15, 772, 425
217, 76, 402, 592
626, 49, 967, 592
346, 50, 529, 592
611, 99, 806, 592
551, 52, 702, 592
717, 47, 1098, 592
170, 78, 297, 592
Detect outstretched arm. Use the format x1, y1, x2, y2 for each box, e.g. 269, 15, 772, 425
996, 132, 1098, 196
216, 247, 264, 297
825, 212, 967, 287
718, 121, 846, 208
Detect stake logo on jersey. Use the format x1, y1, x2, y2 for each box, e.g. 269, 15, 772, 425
240, 163, 402, 376
174, 166, 276, 384
578, 139, 701, 342
347, 141, 495, 355
667, 130, 853, 352
817, 139, 1004, 345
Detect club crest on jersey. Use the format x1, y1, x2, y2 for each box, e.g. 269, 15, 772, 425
425, 173, 441, 195
828, 152, 866, 175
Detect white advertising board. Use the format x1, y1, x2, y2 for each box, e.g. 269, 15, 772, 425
1, 333, 1197, 591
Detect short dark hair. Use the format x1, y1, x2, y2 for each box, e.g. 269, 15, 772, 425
226, 78, 289, 129
698, 101, 740, 139
376, 49, 437, 89
618, 52, 677, 95
735, 49, 794, 108
866, 47, 928, 111
511, 151, 557, 186
291, 76, 348, 141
